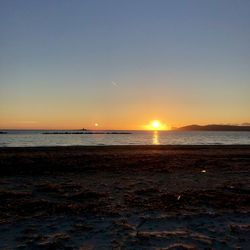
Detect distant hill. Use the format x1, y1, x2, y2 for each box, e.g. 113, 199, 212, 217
176, 124, 250, 131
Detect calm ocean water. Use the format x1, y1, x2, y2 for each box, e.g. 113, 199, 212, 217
1, 130, 250, 147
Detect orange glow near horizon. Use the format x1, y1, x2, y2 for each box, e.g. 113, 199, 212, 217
144, 120, 169, 131
0, 117, 173, 130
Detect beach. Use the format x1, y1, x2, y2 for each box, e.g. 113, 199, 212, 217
0, 145, 250, 249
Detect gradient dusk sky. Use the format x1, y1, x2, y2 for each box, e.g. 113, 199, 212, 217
0, 0, 250, 130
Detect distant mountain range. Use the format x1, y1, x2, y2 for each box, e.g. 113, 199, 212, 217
176, 124, 250, 131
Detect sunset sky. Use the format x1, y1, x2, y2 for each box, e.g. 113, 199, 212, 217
0, 0, 250, 130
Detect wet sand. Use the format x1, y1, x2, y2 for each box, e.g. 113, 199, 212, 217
0, 145, 250, 249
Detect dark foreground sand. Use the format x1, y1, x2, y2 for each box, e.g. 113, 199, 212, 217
0, 146, 250, 249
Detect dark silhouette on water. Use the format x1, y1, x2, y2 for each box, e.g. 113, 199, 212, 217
42, 132, 132, 135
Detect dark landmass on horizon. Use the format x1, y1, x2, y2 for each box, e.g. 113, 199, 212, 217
0, 145, 249, 249
176, 124, 250, 131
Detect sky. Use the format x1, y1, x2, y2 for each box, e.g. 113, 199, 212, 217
0, 0, 250, 130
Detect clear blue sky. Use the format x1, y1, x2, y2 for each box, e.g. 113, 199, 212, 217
0, 0, 249, 129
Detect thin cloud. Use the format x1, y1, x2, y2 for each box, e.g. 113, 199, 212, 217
19, 121, 38, 124
112, 81, 119, 87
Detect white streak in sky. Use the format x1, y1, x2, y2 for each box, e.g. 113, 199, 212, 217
112, 81, 118, 87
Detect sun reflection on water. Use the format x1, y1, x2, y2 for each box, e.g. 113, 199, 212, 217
153, 131, 159, 145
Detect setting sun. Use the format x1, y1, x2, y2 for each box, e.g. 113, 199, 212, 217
145, 120, 168, 131
152, 120, 160, 129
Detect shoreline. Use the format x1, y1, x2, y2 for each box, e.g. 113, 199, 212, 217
1, 144, 250, 149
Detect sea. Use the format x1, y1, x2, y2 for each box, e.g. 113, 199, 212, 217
1, 130, 250, 147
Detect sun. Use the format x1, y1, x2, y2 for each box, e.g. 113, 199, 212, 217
145, 120, 168, 131
152, 120, 160, 129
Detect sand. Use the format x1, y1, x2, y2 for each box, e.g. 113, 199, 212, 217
0, 145, 249, 249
